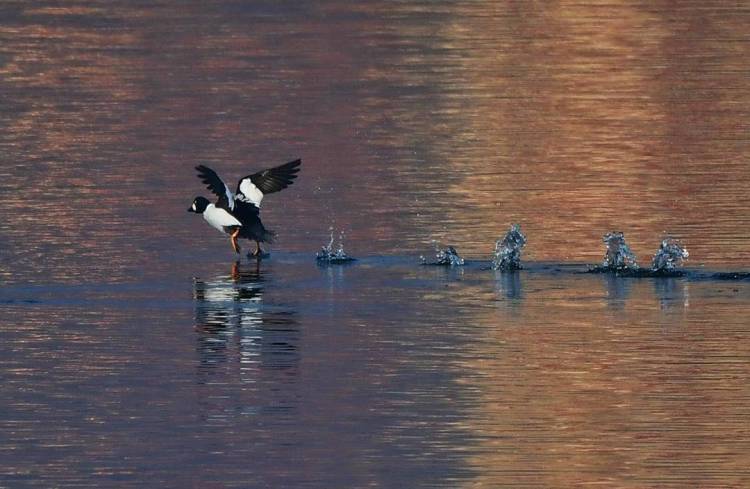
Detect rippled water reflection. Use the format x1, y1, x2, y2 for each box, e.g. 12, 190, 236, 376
1, 1, 750, 487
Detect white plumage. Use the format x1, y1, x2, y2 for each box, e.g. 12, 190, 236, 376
191, 159, 300, 255
203, 203, 242, 233
238, 178, 264, 207
223, 185, 235, 211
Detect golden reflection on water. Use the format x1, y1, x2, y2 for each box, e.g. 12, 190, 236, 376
457, 275, 750, 487
1, 1, 748, 276
1, 1, 750, 487
364, 1, 750, 264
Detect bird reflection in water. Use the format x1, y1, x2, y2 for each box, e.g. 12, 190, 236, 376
193, 261, 299, 417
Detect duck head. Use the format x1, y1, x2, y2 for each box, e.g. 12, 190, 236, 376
188, 196, 210, 214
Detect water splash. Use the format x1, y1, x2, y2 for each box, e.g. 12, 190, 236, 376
651, 237, 688, 272
492, 224, 527, 271
590, 232, 687, 277
316, 229, 355, 264
420, 241, 464, 266
601, 231, 638, 270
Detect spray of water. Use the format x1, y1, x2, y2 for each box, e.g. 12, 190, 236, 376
316, 228, 355, 264
492, 224, 527, 271
651, 237, 688, 271
420, 241, 464, 266
602, 231, 638, 270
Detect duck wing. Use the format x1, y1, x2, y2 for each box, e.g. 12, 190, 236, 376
196, 165, 235, 211
235, 159, 301, 208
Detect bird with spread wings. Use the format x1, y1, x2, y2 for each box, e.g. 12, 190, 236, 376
188, 159, 301, 256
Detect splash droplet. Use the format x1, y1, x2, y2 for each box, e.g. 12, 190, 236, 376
602, 231, 638, 270
316, 229, 355, 264
421, 241, 464, 266
651, 237, 688, 271
492, 224, 527, 271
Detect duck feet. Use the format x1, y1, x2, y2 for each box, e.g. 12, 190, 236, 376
249, 241, 265, 258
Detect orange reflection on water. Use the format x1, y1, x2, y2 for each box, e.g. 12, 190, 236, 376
457, 276, 750, 487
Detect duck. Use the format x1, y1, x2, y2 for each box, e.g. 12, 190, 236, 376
188, 159, 301, 256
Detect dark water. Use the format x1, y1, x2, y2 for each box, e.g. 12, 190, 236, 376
1, 2, 750, 487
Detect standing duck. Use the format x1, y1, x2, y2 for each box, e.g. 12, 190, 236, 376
188, 159, 301, 256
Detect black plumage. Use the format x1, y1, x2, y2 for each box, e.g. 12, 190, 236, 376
237, 158, 301, 195
192, 159, 301, 255
195, 165, 235, 211
232, 200, 275, 243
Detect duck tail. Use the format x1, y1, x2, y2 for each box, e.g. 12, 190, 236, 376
260, 229, 276, 244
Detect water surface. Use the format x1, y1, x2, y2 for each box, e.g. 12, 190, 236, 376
1, 1, 749, 487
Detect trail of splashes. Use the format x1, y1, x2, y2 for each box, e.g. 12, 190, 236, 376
316, 228, 355, 264
420, 241, 464, 266
652, 237, 688, 271
591, 233, 688, 277
492, 224, 527, 271
602, 231, 638, 270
